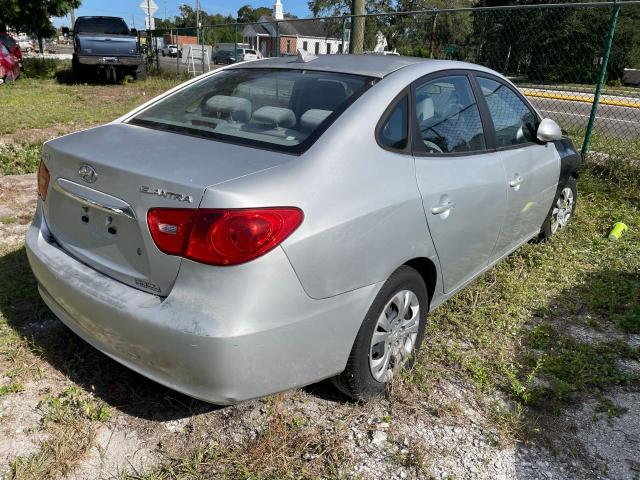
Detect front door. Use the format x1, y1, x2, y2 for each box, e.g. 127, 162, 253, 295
475, 75, 560, 257
412, 73, 507, 293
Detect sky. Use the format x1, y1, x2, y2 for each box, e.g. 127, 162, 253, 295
52, 0, 313, 28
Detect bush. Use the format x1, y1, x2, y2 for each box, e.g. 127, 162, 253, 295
21, 58, 71, 80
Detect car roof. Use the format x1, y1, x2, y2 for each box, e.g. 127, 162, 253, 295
227, 54, 428, 78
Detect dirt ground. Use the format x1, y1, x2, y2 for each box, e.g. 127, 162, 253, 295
0, 174, 638, 480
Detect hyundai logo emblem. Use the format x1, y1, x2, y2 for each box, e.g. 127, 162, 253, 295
78, 164, 98, 184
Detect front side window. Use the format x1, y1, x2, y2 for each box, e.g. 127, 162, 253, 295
414, 75, 485, 154
129, 68, 373, 153
477, 77, 537, 147
378, 96, 408, 151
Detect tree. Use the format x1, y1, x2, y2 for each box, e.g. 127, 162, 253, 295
237, 5, 273, 23
0, 0, 81, 41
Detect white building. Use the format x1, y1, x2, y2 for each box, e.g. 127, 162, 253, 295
242, 0, 349, 57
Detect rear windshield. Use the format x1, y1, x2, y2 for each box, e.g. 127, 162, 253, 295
129, 68, 374, 153
76, 18, 129, 35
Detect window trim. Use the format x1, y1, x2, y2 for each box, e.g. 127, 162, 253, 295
375, 87, 412, 154
410, 69, 495, 158
472, 72, 542, 152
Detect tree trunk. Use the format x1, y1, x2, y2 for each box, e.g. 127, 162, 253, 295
350, 0, 365, 54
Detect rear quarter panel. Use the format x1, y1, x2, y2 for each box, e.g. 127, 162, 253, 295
200, 65, 441, 299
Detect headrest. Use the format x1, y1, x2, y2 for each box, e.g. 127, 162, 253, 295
300, 109, 332, 130
252, 106, 296, 128
416, 96, 434, 122
205, 95, 251, 122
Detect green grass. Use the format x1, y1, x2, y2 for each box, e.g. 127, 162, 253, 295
10, 385, 110, 480
1, 62, 181, 175
1, 76, 179, 136
403, 172, 640, 431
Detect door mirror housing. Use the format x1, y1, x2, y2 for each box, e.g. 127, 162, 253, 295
61, 27, 71, 36
130, 28, 138, 36
537, 118, 562, 142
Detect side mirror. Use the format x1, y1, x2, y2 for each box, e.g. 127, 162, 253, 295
62, 27, 71, 36
537, 118, 562, 142
130, 28, 138, 36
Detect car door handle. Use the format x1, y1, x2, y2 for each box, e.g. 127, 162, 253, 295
430, 201, 456, 215
509, 175, 524, 188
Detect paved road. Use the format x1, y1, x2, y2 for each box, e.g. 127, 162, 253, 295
528, 96, 640, 139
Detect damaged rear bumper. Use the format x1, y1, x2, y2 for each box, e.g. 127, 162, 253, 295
26, 203, 379, 404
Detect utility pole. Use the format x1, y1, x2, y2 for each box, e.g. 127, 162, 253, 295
350, 0, 365, 55
164, 0, 167, 20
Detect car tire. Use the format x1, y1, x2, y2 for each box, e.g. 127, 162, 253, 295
332, 265, 428, 400
133, 63, 147, 81
540, 176, 577, 240
72, 58, 83, 83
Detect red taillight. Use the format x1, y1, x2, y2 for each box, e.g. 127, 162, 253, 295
37, 161, 50, 201
147, 207, 303, 266
147, 208, 196, 256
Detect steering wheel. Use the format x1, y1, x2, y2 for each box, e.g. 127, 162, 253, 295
423, 140, 443, 154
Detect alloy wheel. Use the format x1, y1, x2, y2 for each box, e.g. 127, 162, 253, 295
369, 290, 420, 382
550, 187, 574, 234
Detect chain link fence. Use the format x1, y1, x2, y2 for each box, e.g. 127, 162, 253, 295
141, 1, 640, 167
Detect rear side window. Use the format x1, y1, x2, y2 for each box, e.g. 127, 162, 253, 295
130, 68, 373, 153
477, 77, 537, 147
414, 75, 485, 154
378, 96, 408, 151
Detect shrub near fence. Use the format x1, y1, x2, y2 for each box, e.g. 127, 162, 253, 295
142, 1, 640, 174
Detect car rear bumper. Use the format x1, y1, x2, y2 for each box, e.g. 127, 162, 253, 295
76, 55, 142, 66
26, 203, 379, 404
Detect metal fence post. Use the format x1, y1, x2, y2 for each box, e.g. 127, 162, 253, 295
341, 16, 347, 54
234, 23, 238, 62
429, 10, 438, 59
581, 1, 621, 158
155, 33, 160, 72
200, 26, 205, 75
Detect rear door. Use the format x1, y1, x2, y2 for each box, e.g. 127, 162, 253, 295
474, 74, 560, 258
412, 71, 507, 293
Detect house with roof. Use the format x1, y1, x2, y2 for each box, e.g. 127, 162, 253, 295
242, 0, 349, 57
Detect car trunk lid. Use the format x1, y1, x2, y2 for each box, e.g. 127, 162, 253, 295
42, 123, 291, 296
77, 34, 137, 57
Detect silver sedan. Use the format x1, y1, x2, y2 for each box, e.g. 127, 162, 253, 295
26, 54, 580, 404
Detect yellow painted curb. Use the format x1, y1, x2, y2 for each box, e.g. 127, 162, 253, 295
523, 89, 640, 109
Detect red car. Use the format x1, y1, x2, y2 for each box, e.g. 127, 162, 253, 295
0, 33, 22, 66
0, 42, 20, 83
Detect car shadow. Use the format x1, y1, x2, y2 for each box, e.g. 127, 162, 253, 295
54, 67, 137, 86
0, 246, 218, 420
508, 266, 639, 478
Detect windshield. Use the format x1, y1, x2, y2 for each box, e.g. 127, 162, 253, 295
129, 68, 374, 153
76, 18, 129, 35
